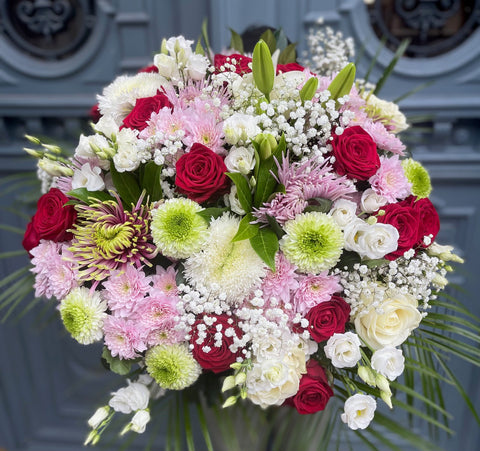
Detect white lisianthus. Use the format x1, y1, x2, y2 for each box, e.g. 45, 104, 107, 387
113, 128, 150, 172
330, 199, 358, 228
165, 36, 194, 56
365, 93, 408, 133
341, 394, 377, 430
93, 116, 119, 140
344, 219, 399, 259
227, 185, 246, 215
186, 53, 210, 80
88, 406, 110, 429
246, 358, 300, 408
223, 113, 261, 145
354, 289, 422, 349
360, 188, 388, 213
224, 146, 255, 175
324, 332, 362, 368
130, 409, 151, 434
154, 53, 180, 80
109, 382, 150, 414
427, 242, 464, 263
371, 347, 405, 381
72, 163, 105, 192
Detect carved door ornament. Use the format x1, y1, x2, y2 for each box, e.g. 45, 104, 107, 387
367, 0, 480, 57
0, 0, 96, 60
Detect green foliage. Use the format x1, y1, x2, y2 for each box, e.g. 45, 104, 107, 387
229, 28, 244, 54
140, 161, 163, 202
101, 347, 132, 376
109, 161, 141, 207
327, 62, 356, 103
252, 40, 275, 102
225, 172, 253, 213
249, 227, 279, 271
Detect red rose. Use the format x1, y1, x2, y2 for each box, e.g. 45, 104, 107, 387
276, 62, 305, 74
89, 103, 101, 123
23, 188, 77, 254
190, 314, 242, 373
376, 196, 422, 260
122, 92, 172, 131
332, 126, 380, 180
175, 143, 230, 203
413, 197, 440, 247
305, 295, 351, 343
214, 53, 252, 75
291, 359, 334, 414
138, 64, 159, 73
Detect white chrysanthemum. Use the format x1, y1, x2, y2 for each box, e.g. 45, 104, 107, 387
184, 214, 267, 304
97, 73, 167, 125
59, 287, 107, 344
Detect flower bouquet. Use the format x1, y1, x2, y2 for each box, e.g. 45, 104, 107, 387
16, 25, 478, 450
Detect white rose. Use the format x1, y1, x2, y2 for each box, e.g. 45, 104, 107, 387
223, 113, 261, 145
224, 146, 255, 175
186, 53, 209, 81
109, 382, 150, 414
341, 394, 377, 430
344, 219, 399, 259
72, 163, 105, 191
371, 347, 405, 381
246, 358, 300, 408
360, 188, 388, 213
324, 332, 362, 368
330, 199, 358, 228
130, 409, 151, 434
354, 289, 422, 350
154, 53, 180, 80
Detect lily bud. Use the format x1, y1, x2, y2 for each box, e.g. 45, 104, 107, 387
254, 133, 277, 160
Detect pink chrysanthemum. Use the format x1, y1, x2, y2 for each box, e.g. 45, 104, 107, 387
139, 108, 188, 142
368, 155, 412, 202
261, 252, 299, 304
68, 194, 157, 282
102, 265, 151, 317
150, 264, 178, 298
103, 315, 148, 360
362, 121, 405, 155
182, 109, 224, 153
294, 271, 342, 315
254, 154, 356, 224
30, 240, 78, 300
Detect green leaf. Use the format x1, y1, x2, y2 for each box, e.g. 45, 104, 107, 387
140, 161, 163, 201
249, 227, 278, 271
195, 37, 205, 56
252, 40, 275, 102
364, 36, 387, 84
374, 38, 411, 96
327, 63, 356, 101
299, 76, 319, 102
101, 347, 132, 375
304, 197, 333, 214
109, 162, 141, 207
259, 29, 276, 54
266, 214, 285, 238
195, 403, 214, 451
277, 43, 297, 65
201, 18, 211, 58
253, 157, 279, 208
196, 207, 228, 223
229, 28, 244, 54
225, 172, 252, 213
336, 250, 361, 270
273, 28, 289, 51
232, 213, 259, 242
67, 188, 115, 204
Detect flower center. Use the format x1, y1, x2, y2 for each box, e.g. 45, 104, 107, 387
94, 223, 133, 255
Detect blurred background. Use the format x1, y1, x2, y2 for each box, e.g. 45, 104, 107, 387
0, 0, 479, 449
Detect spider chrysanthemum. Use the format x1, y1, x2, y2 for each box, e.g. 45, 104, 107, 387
401, 158, 432, 199
150, 198, 207, 259
59, 287, 107, 344
280, 212, 344, 274
145, 343, 201, 390
68, 194, 157, 281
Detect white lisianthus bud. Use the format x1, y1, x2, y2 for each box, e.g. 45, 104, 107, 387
222, 375, 236, 392
223, 113, 261, 145
341, 394, 377, 430
38, 158, 74, 177
227, 185, 246, 215
324, 332, 362, 368
344, 219, 399, 259
357, 366, 376, 386
87, 406, 110, 429
371, 347, 405, 381
72, 162, 105, 191
131, 409, 151, 434
186, 53, 209, 80
427, 242, 465, 264
224, 146, 256, 175
375, 373, 392, 395
361, 188, 388, 213
109, 382, 150, 414
330, 199, 358, 229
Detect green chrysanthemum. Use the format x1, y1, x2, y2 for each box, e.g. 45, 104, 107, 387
401, 158, 432, 199
151, 198, 207, 259
280, 212, 344, 274
145, 343, 201, 390
59, 287, 107, 344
